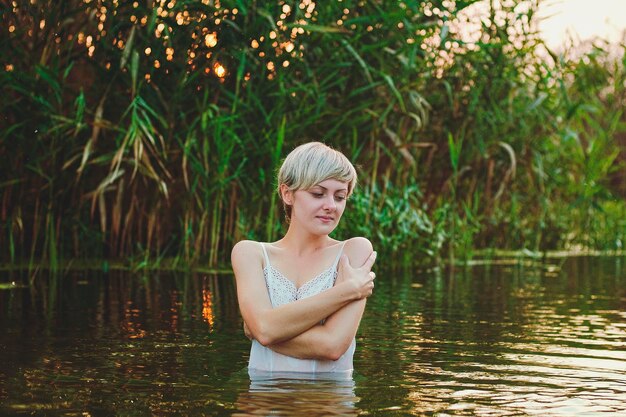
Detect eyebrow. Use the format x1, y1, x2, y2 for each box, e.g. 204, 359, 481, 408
313, 185, 348, 192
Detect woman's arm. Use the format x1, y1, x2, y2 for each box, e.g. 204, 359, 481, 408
231, 239, 376, 346
266, 237, 375, 360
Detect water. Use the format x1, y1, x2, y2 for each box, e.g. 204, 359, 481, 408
1, 257, 625, 416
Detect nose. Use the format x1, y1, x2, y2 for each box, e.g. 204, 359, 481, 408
322, 196, 336, 211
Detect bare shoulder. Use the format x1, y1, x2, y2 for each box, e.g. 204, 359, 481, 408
231, 239, 262, 255
231, 240, 263, 268
344, 236, 373, 252
342, 237, 374, 268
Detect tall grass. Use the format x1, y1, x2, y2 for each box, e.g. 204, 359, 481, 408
1, 0, 625, 271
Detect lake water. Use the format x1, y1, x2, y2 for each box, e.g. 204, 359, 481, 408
1, 256, 625, 416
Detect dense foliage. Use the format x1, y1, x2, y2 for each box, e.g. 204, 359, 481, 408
1, 0, 625, 270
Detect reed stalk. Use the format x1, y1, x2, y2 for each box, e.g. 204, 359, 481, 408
1, 0, 625, 271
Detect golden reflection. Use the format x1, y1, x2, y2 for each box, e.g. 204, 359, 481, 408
204, 32, 218, 48
213, 62, 226, 78
122, 301, 146, 339
202, 284, 215, 328
5, 0, 325, 83
170, 290, 179, 332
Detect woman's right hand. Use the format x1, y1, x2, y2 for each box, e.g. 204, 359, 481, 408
336, 251, 377, 300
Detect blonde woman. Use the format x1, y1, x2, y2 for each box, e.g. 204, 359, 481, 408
231, 142, 376, 377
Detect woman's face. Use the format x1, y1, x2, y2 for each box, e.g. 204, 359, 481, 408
287, 179, 349, 235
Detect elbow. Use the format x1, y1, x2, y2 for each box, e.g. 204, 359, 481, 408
246, 312, 295, 346
318, 337, 351, 361
256, 334, 275, 347
322, 347, 346, 362
252, 323, 281, 347
323, 349, 344, 362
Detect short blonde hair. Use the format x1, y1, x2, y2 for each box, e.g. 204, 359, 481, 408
277, 142, 357, 221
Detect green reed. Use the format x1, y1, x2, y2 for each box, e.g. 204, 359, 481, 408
0, 0, 625, 272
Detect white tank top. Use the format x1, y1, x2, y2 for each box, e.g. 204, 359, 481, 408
247, 242, 356, 377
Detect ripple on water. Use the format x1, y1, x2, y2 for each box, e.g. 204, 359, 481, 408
2, 259, 626, 416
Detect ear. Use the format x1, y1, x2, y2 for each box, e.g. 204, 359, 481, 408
280, 184, 294, 205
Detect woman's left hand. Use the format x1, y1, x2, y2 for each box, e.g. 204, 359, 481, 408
336, 251, 377, 300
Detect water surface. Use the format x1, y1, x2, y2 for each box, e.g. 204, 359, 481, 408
1, 257, 625, 416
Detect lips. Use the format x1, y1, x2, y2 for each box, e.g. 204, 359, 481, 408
316, 216, 334, 222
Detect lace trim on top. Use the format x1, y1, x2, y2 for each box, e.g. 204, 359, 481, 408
261, 243, 344, 307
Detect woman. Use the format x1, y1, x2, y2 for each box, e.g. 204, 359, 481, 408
231, 142, 376, 377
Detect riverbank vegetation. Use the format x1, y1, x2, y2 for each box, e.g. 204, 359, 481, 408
1, 0, 625, 271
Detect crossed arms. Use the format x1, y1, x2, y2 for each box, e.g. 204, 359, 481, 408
231, 237, 376, 361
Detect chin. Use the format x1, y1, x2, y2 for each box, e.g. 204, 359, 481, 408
318, 223, 340, 234
306, 223, 338, 236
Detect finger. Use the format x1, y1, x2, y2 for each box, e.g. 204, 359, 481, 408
369, 271, 376, 280
360, 251, 377, 271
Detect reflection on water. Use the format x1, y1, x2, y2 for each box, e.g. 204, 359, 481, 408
1, 257, 625, 415
355, 258, 626, 416
235, 375, 358, 417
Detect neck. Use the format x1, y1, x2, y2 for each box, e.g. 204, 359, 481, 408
278, 222, 332, 255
